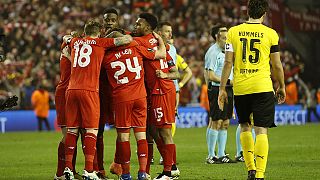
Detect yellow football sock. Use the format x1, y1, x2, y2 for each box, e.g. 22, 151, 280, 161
171, 123, 176, 137
240, 131, 256, 171
255, 134, 269, 178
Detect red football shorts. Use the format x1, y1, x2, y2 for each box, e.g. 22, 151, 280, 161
149, 90, 176, 126
66, 90, 100, 129
113, 98, 147, 129
55, 94, 66, 127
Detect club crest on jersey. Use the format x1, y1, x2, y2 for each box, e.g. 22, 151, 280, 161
149, 38, 158, 46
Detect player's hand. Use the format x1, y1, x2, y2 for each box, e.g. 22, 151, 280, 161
63, 35, 72, 43
230, 80, 233, 86
276, 87, 286, 104
62, 46, 71, 59
218, 88, 228, 111
156, 70, 168, 79
152, 32, 161, 39
122, 34, 133, 43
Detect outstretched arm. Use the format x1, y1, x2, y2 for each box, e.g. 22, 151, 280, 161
114, 34, 133, 46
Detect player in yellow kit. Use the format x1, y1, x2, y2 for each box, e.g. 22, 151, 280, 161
218, 0, 286, 179
172, 53, 192, 136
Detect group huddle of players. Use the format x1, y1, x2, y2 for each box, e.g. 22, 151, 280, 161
54, 8, 180, 180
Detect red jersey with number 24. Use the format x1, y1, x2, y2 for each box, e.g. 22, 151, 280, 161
102, 40, 156, 103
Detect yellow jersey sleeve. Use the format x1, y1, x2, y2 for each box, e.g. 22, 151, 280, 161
225, 27, 235, 52
176, 54, 188, 70
270, 29, 279, 46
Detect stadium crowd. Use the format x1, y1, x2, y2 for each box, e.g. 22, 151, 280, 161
0, 0, 319, 109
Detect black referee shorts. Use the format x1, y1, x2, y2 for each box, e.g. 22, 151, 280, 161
208, 85, 233, 121
234, 91, 276, 128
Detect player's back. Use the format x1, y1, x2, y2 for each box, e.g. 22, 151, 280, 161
68, 37, 115, 92
103, 41, 147, 103
226, 23, 279, 95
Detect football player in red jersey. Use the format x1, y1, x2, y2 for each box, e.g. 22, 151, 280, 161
62, 21, 132, 180
54, 42, 71, 180
132, 13, 180, 180
93, 8, 121, 178
54, 38, 85, 180
102, 30, 166, 180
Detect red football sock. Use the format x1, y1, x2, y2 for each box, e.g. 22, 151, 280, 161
96, 135, 105, 171
83, 133, 97, 172
173, 145, 176, 165
72, 144, 77, 172
119, 141, 131, 174
56, 141, 65, 176
114, 140, 121, 164
65, 132, 78, 171
163, 144, 175, 172
137, 139, 148, 173
155, 138, 165, 158
93, 150, 99, 172
146, 142, 154, 174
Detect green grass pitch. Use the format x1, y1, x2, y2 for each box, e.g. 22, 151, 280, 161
0, 123, 319, 179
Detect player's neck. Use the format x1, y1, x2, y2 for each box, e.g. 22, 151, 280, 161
247, 16, 264, 24
88, 35, 99, 38
143, 31, 153, 36
216, 41, 224, 50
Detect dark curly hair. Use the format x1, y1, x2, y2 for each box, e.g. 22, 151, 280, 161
248, 0, 268, 19
139, 13, 158, 30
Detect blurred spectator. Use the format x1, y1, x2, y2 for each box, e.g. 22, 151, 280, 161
0, 0, 315, 108
31, 81, 51, 131
200, 83, 210, 123
306, 83, 320, 122
285, 78, 298, 105
317, 88, 320, 104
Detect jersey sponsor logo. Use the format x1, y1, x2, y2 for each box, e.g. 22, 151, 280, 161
240, 68, 259, 74
149, 38, 158, 46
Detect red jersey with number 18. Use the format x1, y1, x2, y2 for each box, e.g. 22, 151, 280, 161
68, 37, 116, 92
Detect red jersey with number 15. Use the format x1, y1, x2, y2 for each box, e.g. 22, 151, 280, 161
134, 34, 175, 95
102, 40, 156, 103
68, 37, 116, 92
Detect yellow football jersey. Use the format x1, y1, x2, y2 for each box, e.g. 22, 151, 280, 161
176, 54, 188, 70
225, 22, 279, 95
